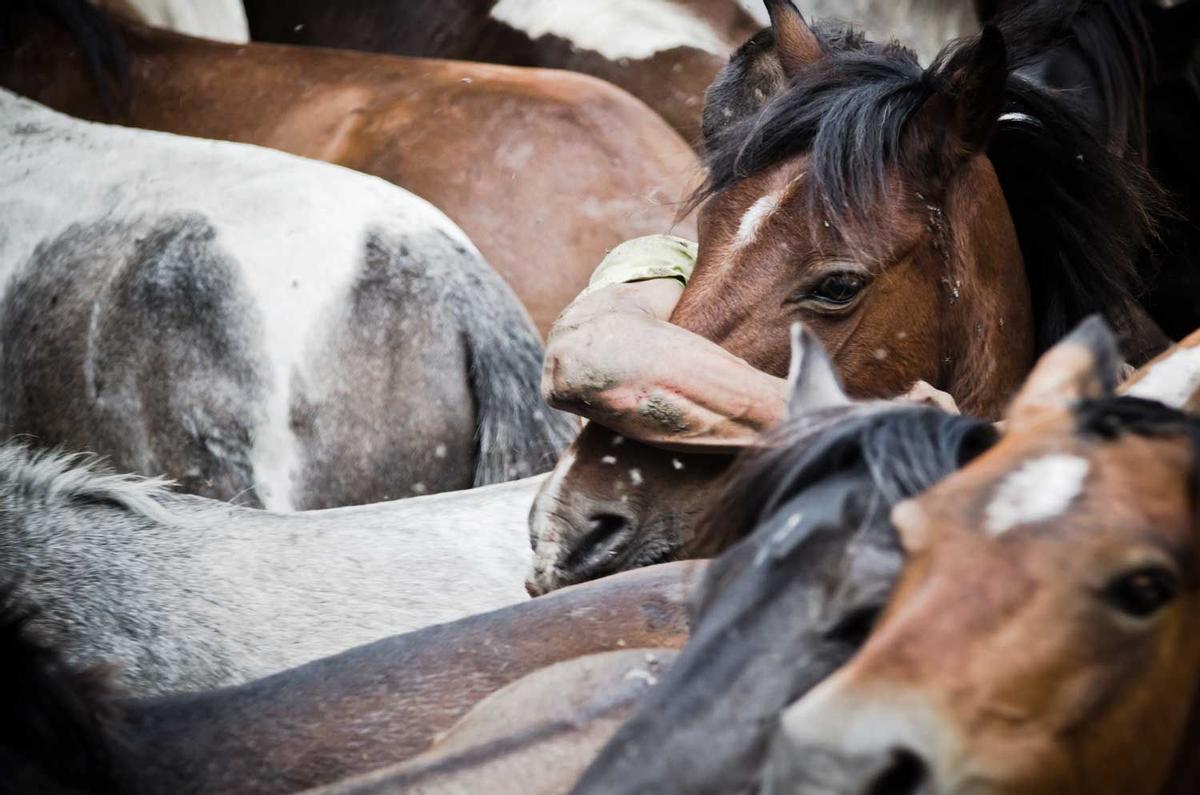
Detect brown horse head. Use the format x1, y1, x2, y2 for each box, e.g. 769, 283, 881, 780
528, 7, 1037, 594
767, 318, 1200, 795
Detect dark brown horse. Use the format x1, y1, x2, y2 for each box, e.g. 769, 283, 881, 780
0, 560, 704, 795
528, 0, 1168, 594
0, 0, 698, 338
767, 320, 1200, 795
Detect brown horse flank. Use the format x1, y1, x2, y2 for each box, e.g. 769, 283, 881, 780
242, 0, 766, 148
0, 561, 703, 795
0, 0, 698, 337
528, 0, 1168, 594
768, 319, 1200, 795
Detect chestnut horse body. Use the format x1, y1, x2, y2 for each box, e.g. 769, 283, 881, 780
529, 0, 1166, 594
1, 0, 698, 338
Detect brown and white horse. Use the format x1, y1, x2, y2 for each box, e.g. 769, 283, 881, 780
527, 0, 1167, 594
243, 0, 980, 147
1, 0, 698, 338
766, 318, 1200, 795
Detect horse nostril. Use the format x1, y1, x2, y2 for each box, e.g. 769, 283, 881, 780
867, 749, 927, 795
562, 512, 633, 573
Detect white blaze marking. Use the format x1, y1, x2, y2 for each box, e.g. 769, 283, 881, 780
732, 193, 782, 250
491, 0, 733, 60
1126, 345, 1200, 409
985, 455, 1090, 535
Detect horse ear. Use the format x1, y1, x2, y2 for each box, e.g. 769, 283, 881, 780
786, 323, 850, 416
1006, 316, 1120, 432
1120, 327, 1200, 412
914, 25, 1007, 169
765, 0, 822, 76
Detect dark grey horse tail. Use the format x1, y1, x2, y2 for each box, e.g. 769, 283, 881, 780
453, 251, 577, 486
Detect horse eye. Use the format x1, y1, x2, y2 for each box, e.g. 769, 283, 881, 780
811, 273, 866, 305
1103, 567, 1179, 619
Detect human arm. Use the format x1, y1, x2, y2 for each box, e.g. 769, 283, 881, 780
541, 237, 790, 452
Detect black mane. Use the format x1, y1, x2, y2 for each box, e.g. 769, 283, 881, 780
1076, 394, 1200, 480
574, 404, 994, 794
0, 586, 135, 795
693, 402, 995, 563
697, 6, 1164, 355
0, 0, 131, 117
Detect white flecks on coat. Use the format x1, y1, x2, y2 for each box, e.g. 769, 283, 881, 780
602, 455, 618, 465
629, 468, 643, 486
732, 192, 783, 250
671, 458, 685, 471
984, 455, 1090, 536
491, 0, 733, 60
1125, 345, 1200, 410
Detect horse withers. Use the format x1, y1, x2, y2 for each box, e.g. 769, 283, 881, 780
528, 0, 1166, 595
767, 318, 1200, 795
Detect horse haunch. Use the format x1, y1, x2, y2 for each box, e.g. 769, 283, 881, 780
0, 88, 573, 510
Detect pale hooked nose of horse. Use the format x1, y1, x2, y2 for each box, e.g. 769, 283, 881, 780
764, 680, 950, 795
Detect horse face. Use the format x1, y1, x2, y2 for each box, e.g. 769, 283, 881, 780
527, 15, 1035, 594
526, 424, 726, 595
766, 324, 1200, 795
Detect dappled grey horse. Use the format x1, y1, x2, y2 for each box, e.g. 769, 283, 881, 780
0, 90, 574, 511
0, 441, 542, 696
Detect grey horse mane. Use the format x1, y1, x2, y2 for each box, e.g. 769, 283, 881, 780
0, 442, 177, 523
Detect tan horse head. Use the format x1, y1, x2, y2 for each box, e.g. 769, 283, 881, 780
767, 318, 1200, 795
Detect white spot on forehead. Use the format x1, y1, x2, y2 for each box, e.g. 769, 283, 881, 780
490, 0, 732, 60
1125, 345, 1200, 410
985, 455, 1090, 536
732, 193, 782, 250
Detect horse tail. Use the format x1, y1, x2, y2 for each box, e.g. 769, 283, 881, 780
452, 249, 577, 487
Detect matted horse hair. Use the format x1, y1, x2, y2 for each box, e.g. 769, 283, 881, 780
691, 403, 996, 561
695, 9, 1164, 354
0, 584, 134, 795
992, 0, 1152, 154
0, 0, 131, 117
0, 443, 176, 524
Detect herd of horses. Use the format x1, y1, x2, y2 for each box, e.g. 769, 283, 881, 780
4, 0, 1200, 793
